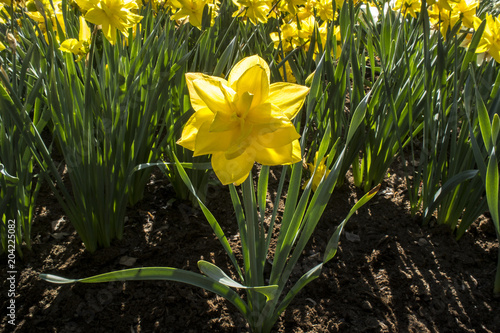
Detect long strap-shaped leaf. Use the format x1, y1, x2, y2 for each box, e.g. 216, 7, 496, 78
198, 260, 278, 301
40, 267, 248, 316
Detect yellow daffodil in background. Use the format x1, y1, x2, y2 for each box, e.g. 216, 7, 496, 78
455, 0, 478, 29
300, 0, 336, 22
0, 40, 5, 51
75, 0, 142, 44
303, 152, 330, 192
171, 0, 218, 29
278, 57, 297, 83
0, 4, 9, 24
474, 14, 500, 63
427, 0, 453, 11
392, 0, 421, 18
232, 0, 274, 25
277, 0, 306, 17
177, 55, 310, 185
25, 0, 66, 42
428, 0, 477, 38
60, 16, 91, 61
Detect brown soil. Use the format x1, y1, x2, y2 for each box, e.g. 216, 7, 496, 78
1, 165, 500, 333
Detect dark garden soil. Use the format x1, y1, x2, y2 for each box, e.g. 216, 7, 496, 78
1, 163, 500, 333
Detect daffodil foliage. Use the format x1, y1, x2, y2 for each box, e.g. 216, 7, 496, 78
177, 55, 310, 185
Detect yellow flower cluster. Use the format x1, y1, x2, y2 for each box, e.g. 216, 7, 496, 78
391, 0, 500, 63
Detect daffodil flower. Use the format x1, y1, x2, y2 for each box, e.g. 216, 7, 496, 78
303, 152, 330, 192
59, 16, 91, 61
177, 55, 310, 185
76, 0, 143, 44
232, 0, 274, 25
474, 14, 500, 63
170, 0, 218, 29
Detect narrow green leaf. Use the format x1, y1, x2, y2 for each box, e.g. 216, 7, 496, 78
485, 153, 499, 230
423, 170, 479, 221
492, 114, 499, 145
198, 260, 278, 301
40, 267, 249, 315
0, 164, 19, 183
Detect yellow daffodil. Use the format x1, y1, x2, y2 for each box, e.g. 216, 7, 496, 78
0, 40, 5, 51
305, 0, 336, 22
277, 0, 306, 17
60, 16, 91, 61
278, 57, 297, 83
455, 0, 478, 29
177, 55, 310, 185
232, 0, 273, 25
0, 4, 10, 24
474, 14, 500, 63
428, 0, 477, 38
392, 0, 421, 18
25, 0, 66, 42
76, 0, 142, 44
171, 0, 218, 29
270, 16, 329, 59
303, 152, 330, 192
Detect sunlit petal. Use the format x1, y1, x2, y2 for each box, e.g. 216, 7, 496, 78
192, 76, 234, 114
177, 108, 214, 151
212, 151, 255, 185
228, 55, 270, 102
254, 140, 301, 165
233, 62, 269, 107
254, 124, 300, 148
268, 83, 310, 120
194, 122, 238, 156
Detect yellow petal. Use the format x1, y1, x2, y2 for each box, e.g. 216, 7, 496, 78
59, 39, 81, 53
75, 0, 94, 12
268, 82, 310, 120
228, 55, 270, 106
84, 8, 108, 28
79, 16, 91, 42
209, 111, 239, 132
192, 75, 234, 114
193, 121, 238, 156
186, 73, 223, 111
211, 151, 254, 185
254, 124, 300, 149
177, 108, 214, 151
254, 140, 302, 166
246, 103, 291, 127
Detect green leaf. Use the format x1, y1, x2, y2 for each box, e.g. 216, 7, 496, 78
485, 153, 499, 231
346, 89, 372, 145
198, 260, 278, 301
423, 170, 479, 221
476, 85, 493, 153
40, 267, 249, 315
0, 164, 19, 184
492, 114, 499, 145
